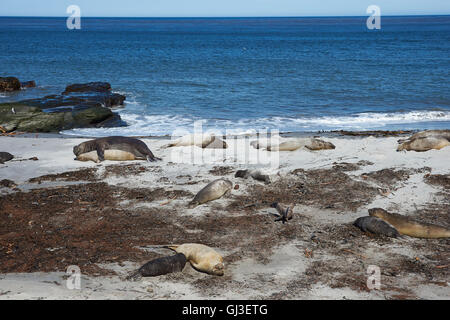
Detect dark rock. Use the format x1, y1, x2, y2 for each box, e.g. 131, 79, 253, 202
0, 152, 14, 164
20, 81, 36, 88
0, 82, 126, 132
63, 82, 111, 94
0, 77, 21, 92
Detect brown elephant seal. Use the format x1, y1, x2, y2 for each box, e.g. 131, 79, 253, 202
353, 216, 400, 238
397, 136, 450, 152
127, 253, 187, 280
266, 138, 335, 152
402, 130, 450, 141
235, 169, 271, 184
369, 208, 450, 238
188, 178, 233, 208
167, 243, 224, 276
163, 133, 215, 148
271, 202, 294, 224
0, 152, 14, 164
73, 136, 161, 163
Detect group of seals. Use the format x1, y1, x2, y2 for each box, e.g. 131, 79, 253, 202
163, 133, 227, 149
0, 152, 13, 164
354, 208, 450, 239
73, 136, 161, 163
368, 208, 450, 239
397, 130, 450, 152
188, 178, 233, 208
167, 243, 225, 276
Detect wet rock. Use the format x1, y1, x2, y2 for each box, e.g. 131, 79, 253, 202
0, 77, 21, 92
20, 80, 36, 88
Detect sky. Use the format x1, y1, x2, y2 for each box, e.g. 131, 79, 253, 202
1, 0, 450, 17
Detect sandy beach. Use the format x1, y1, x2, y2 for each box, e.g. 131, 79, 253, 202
0, 133, 449, 300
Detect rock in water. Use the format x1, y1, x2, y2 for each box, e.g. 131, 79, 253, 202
0, 77, 21, 92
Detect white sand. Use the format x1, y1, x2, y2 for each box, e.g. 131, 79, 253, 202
0, 134, 449, 300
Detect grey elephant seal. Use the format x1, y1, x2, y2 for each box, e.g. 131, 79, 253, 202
73, 136, 161, 163
369, 208, 450, 238
127, 253, 187, 280
188, 178, 233, 208
167, 243, 224, 276
235, 169, 270, 184
0, 152, 13, 164
271, 202, 294, 224
204, 136, 228, 149
397, 130, 450, 152
353, 216, 400, 238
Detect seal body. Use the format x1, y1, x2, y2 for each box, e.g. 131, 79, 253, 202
135, 253, 187, 277
164, 133, 215, 148
397, 130, 450, 152
189, 179, 233, 208
353, 216, 400, 238
168, 243, 224, 276
266, 138, 335, 152
0, 152, 13, 164
235, 169, 271, 184
369, 208, 450, 238
73, 136, 160, 163
76, 150, 137, 162
204, 137, 228, 149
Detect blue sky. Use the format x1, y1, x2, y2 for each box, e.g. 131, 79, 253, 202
1, 0, 450, 17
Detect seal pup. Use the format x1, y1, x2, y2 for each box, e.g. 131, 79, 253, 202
270, 202, 294, 224
369, 208, 450, 238
188, 179, 233, 208
0, 152, 13, 164
235, 169, 271, 184
353, 216, 400, 238
163, 133, 215, 148
167, 243, 224, 276
73, 136, 161, 163
127, 253, 187, 280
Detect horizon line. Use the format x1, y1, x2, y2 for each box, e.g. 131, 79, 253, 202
1, 13, 450, 19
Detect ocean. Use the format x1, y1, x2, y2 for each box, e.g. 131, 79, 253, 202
0, 16, 449, 137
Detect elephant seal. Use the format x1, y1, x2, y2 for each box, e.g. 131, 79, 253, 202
167, 243, 224, 276
402, 130, 450, 142
127, 253, 187, 280
250, 135, 283, 150
271, 202, 294, 224
163, 133, 215, 148
0, 152, 13, 164
353, 216, 400, 238
188, 179, 233, 208
235, 169, 271, 184
369, 208, 450, 238
266, 138, 335, 152
73, 136, 161, 163
397, 136, 450, 152
204, 136, 228, 149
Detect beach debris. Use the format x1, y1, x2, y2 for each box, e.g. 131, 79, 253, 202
270, 202, 294, 224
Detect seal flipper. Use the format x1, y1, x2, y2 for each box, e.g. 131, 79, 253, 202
96, 145, 105, 162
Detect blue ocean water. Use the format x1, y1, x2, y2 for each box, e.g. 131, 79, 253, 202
0, 16, 449, 136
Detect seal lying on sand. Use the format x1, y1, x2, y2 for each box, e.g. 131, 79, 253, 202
167, 243, 224, 276
127, 253, 187, 280
397, 130, 450, 152
204, 136, 228, 149
188, 179, 233, 208
163, 133, 215, 148
353, 216, 400, 238
73, 136, 161, 163
369, 208, 450, 238
266, 138, 335, 152
0, 152, 13, 164
235, 169, 271, 184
